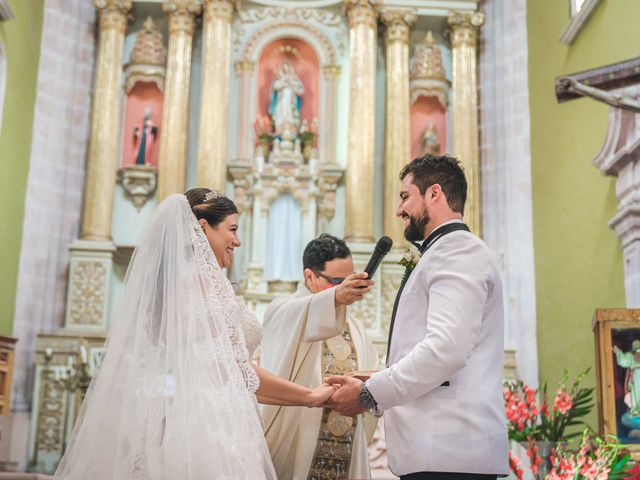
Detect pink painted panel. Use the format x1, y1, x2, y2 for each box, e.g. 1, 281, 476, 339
410, 96, 447, 159
256, 37, 319, 133
121, 82, 163, 167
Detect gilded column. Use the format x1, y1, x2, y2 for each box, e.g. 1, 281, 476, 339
447, 11, 484, 235
157, 0, 201, 201
81, 0, 131, 241
381, 9, 416, 247
197, 0, 237, 192
322, 64, 341, 165
344, 0, 378, 243
235, 60, 255, 160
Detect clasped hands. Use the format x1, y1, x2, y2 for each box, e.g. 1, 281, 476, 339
309, 375, 368, 417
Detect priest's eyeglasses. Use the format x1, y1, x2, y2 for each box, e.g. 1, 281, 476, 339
313, 270, 346, 286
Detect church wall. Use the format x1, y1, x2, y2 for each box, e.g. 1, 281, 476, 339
0, 0, 44, 335
527, 0, 637, 427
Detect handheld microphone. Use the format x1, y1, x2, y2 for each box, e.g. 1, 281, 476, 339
363, 236, 393, 279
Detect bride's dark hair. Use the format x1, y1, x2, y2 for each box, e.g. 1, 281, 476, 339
185, 187, 238, 226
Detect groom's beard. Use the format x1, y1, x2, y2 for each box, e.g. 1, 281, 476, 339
404, 210, 429, 242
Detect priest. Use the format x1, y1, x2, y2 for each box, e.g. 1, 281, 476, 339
260, 234, 379, 480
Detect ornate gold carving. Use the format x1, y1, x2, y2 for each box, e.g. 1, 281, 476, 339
322, 64, 342, 80
258, 164, 314, 214
380, 9, 416, 45
410, 31, 449, 108
238, 7, 343, 27
131, 17, 166, 66
317, 164, 344, 221
349, 284, 377, 329
125, 17, 166, 93
117, 165, 158, 210
94, 0, 131, 33
344, 0, 379, 29
242, 21, 336, 65
447, 10, 484, 235
35, 368, 65, 453
447, 11, 485, 48
234, 60, 255, 76
380, 269, 402, 332
412, 32, 446, 82
228, 161, 254, 214
203, 0, 236, 23
68, 261, 108, 326
163, 0, 201, 35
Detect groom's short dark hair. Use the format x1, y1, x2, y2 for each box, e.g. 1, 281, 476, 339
303, 234, 351, 271
400, 154, 467, 215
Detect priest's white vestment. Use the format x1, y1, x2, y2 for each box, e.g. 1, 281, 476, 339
260, 285, 378, 480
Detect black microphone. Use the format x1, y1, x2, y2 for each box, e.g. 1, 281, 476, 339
363, 236, 393, 279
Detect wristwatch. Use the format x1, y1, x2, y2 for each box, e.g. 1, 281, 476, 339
358, 382, 378, 410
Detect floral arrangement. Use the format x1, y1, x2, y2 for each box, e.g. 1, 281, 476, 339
547, 430, 632, 480
504, 369, 594, 443
398, 244, 421, 285
509, 429, 633, 480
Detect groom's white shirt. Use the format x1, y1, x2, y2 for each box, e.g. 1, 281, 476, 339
367, 225, 509, 476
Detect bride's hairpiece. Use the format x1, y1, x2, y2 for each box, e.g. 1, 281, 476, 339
204, 190, 224, 202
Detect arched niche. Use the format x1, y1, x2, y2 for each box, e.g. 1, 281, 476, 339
256, 37, 320, 136
238, 22, 338, 165
121, 82, 163, 167
410, 96, 447, 158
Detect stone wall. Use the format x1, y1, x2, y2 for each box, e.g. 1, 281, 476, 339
11, 0, 96, 413
479, 0, 539, 386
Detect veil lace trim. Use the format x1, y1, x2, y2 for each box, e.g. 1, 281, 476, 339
187, 203, 260, 393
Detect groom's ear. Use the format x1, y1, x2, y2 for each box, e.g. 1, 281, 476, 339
198, 218, 208, 230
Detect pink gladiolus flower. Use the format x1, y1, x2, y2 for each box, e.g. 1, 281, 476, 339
553, 389, 573, 415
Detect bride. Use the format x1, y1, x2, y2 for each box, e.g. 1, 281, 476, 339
54, 188, 336, 479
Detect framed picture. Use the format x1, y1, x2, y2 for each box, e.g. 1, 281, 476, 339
593, 308, 640, 457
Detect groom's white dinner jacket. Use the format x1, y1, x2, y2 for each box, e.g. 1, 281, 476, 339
367, 223, 509, 476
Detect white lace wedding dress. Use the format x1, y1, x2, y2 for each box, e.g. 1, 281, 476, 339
54, 194, 276, 480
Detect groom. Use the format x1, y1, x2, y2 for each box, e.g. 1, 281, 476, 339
327, 154, 508, 479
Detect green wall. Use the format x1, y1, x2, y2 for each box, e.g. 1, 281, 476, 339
528, 0, 638, 429
0, 0, 44, 335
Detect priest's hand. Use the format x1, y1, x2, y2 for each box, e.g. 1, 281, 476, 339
307, 383, 339, 408
324, 375, 367, 417
335, 273, 374, 306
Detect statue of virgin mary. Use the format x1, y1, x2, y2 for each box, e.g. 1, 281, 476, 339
269, 60, 305, 133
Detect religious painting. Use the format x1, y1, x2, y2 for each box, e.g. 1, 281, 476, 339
593, 308, 640, 457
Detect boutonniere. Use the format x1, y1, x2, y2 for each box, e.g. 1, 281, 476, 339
398, 244, 421, 285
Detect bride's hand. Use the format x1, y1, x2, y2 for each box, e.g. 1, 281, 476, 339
306, 383, 338, 408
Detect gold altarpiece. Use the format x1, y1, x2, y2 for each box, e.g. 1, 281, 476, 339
27, 0, 490, 474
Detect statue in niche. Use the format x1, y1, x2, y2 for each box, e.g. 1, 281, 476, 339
269, 60, 305, 134
420, 122, 440, 155
133, 107, 158, 165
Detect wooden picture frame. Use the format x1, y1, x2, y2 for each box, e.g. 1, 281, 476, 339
593, 308, 640, 457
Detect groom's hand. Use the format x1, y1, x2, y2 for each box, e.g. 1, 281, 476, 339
335, 273, 374, 306
325, 375, 367, 417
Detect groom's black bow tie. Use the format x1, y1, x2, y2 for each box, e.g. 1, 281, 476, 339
386, 222, 470, 364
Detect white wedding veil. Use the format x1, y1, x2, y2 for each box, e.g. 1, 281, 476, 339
54, 194, 276, 479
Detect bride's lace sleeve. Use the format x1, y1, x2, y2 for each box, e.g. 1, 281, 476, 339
235, 296, 262, 359
190, 216, 260, 394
